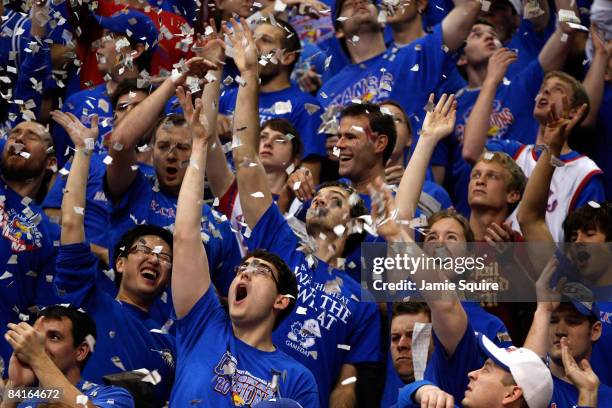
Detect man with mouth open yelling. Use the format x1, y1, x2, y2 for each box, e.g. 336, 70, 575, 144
169, 30, 318, 406
51, 110, 176, 406
224, 18, 381, 408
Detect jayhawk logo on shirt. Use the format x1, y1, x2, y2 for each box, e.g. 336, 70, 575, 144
287, 319, 322, 349
1, 203, 44, 252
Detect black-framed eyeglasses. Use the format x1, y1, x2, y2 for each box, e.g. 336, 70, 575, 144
234, 261, 279, 288
127, 244, 172, 264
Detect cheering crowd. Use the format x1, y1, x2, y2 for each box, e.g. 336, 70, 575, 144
0, 0, 611, 406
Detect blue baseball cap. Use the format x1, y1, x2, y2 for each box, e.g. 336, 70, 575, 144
95, 9, 159, 57
253, 398, 304, 408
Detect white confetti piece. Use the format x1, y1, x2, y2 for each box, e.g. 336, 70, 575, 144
103, 156, 113, 165
76, 395, 89, 405
337, 344, 351, 351
333, 224, 346, 236
7, 255, 17, 264
558, 9, 580, 24
332, 146, 341, 157
296, 306, 308, 315
141, 369, 162, 385
341, 376, 357, 385
560, 33, 568, 43
85, 334, 96, 352
251, 192, 265, 198
0, 271, 14, 280
483, 152, 494, 161
410, 64, 419, 72
111, 356, 126, 371
411, 322, 432, 381
351, 35, 360, 43
588, 201, 600, 208
293, 181, 302, 191
273, 100, 292, 114
19, 151, 31, 159
481, 0, 491, 11
304, 103, 320, 114
73, 206, 85, 215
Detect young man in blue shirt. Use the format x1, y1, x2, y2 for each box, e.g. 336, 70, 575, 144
52, 9, 159, 167
43, 79, 153, 264
51, 109, 175, 405
169, 43, 319, 406
104, 55, 241, 296
218, 17, 325, 184
319, 0, 481, 132
225, 18, 381, 408
0, 120, 60, 375
431, 17, 577, 215
2, 305, 134, 408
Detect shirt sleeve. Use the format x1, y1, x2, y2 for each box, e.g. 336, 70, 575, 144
245, 204, 300, 261
344, 301, 382, 364
89, 385, 135, 408
283, 366, 320, 408
55, 242, 99, 306
174, 285, 228, 355
571, 173, 606, 211
424, 321, 484, 403
218, 88, 236, 116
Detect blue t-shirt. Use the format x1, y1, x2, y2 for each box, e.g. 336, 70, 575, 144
505, 11, 556, 79
246, 204, 382, 408
170, 285, 319, 407
431, 60, 544, 215
18, 380, 134, 408
550, 374, 612, 407
486, 138, 606, 211
381, 302, 512, 408
318, 24, 457, 134
55, 242, 175, 406
105, 170, 242, 296
219, 84, 326, 160
53, 84, 114, 167
43, 153, 111, 248
422, 0, 454, 32
0, 181, 61, 373
591, 301, 612, 386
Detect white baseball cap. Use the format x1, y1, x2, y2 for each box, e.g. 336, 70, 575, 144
478, 333, 553, 408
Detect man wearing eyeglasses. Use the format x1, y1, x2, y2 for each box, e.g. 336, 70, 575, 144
170, 48, 318, 407
0, 121, 62, 376
51, 110, 176, 406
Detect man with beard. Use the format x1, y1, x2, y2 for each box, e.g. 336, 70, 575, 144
0, 121, 61, 376
226, 19, 381, 408
218, 17, 325, 184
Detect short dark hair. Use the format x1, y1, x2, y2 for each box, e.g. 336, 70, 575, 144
113, 224, 174, 286
391, 302, 431, 321
243, 249, 298, 330
340, 103, 397, 164
563, 201, 612, 242
110, 78, 152, 110
263, 17, 302, 74
152, 114, 188, 143
38, 305, 97, 369
261, 118, 303, 160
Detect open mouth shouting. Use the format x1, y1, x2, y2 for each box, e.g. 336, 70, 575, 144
234, 282, 249, 304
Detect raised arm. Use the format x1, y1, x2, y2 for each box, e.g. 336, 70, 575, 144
537, 23, 575, 73
106, 57, 217, 200
462, 48, 517, 165
581, 26, 611, 127
396, 94, 456, 221
518, 99, 586, 273
51, 111, 98, 245
171, 89, 211, 319
525, 0, 551, 33
197, 22, 236, 198
224, 19, 273, 229
441, 0, 481, 52
371, 178, 468, 356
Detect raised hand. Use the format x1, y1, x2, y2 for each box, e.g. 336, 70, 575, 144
287, 167, 316, 202
193, 19, 226, 64
369, 177, 402, 241
561, 337, 600, 395
485, 48, 518, 86
420, 93, 457, 141
50, 111, 98, 150
535, 256, 564, 313
543, 97, 588, 150
484, 221, 514, 258
414, 384, 455, 408
222, 18, 259, 75
174, 57, 219, 86
176, 87, 208, 144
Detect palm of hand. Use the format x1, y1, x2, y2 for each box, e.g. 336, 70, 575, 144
9, 355, 35, 386
196, 37, 225, 62
422, 112, 453, 139
234, 40, 258, 73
